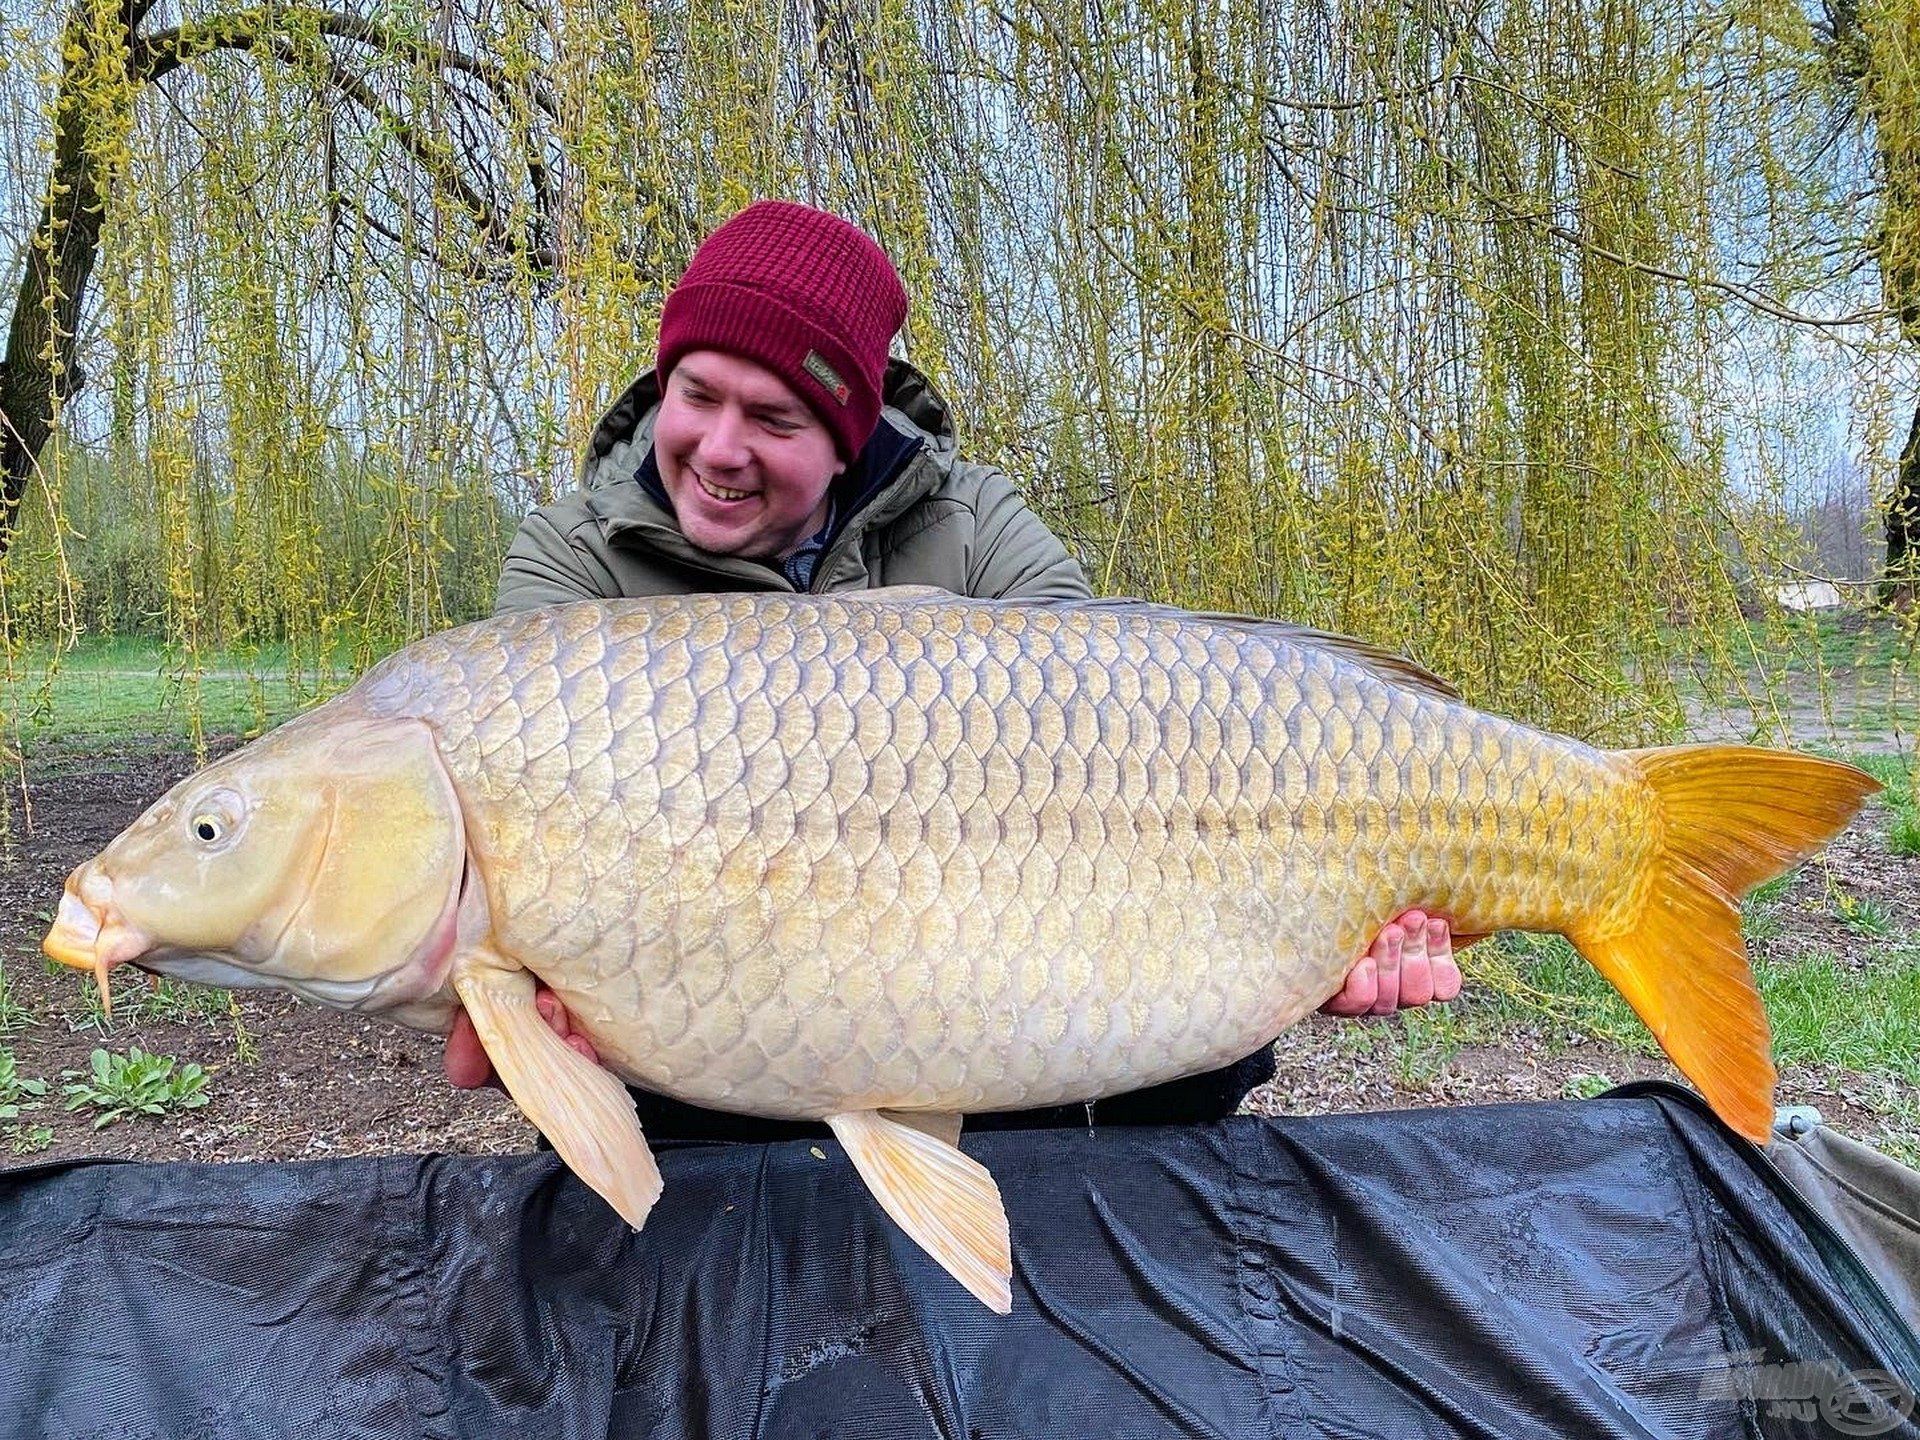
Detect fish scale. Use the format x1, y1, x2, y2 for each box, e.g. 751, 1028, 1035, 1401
354, 594, 1633, 1118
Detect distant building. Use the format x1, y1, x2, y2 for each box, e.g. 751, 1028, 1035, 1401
1771, 581, 1845, 612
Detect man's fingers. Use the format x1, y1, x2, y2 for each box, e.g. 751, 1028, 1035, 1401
1369, 922, 1406, 1015
1431, 919, 1464, 1002
449, 988, 597, 1091
534, 984, 601, 1064
1399, 934, 1436, 1008
1315, 909, 1468, 1018
1319, 958, 1377, 1016
444, 1009, 495, 1089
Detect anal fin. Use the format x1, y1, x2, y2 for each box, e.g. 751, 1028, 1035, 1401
827, 1109, 1010, 1313
453, 963, 662, 1230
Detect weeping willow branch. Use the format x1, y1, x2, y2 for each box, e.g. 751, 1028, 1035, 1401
2, 0, 1911, 743
0, 0, 563, 561
1536, 221, 1893, 328
136, 7, 560, 271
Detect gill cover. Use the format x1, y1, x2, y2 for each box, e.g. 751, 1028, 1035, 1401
259, 717, 467, 988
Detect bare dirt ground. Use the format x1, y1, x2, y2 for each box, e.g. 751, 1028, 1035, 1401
1, 733, 1914, 1170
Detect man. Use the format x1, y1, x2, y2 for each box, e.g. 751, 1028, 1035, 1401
447, 200, 1461, 1133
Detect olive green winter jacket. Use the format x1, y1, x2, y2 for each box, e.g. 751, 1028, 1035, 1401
493, 359, 1090, 612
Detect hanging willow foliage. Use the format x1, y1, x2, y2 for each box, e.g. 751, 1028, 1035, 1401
0, 0, 1912, 758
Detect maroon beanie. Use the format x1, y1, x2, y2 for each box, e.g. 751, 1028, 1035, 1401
656, 201, 909, 461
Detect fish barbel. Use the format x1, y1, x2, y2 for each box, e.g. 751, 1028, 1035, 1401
43, 592, 1878, 1310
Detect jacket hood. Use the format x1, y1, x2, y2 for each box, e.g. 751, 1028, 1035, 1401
575, 358, 966, 574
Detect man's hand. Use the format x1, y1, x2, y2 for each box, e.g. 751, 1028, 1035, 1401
1318, 909, 1463, 1017
445, 986, 600, 1090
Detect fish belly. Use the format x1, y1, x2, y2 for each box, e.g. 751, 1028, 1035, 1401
386, 596, 1642, 1119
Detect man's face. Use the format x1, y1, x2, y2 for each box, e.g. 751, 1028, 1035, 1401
654, 350, 844, 560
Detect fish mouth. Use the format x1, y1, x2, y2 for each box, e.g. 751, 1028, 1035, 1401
43, 870, 155, 1019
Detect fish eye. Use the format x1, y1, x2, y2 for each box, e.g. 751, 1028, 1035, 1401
186, 791, 245, 847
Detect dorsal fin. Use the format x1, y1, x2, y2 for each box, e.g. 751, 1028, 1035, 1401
1020, 596, 1463, 703
822, 590, 1462, 704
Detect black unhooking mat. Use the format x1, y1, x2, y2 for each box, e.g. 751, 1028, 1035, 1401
4, 1085, 1917, 1440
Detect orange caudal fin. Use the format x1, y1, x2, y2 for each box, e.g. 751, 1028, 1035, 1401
1572, 746, 1880, 1146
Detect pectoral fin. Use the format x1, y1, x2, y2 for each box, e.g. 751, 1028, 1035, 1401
827, 1109, 1010, 1313
453, 963, 662, 1230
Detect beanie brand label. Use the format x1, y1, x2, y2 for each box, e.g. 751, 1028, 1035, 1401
804, 351, 851, 406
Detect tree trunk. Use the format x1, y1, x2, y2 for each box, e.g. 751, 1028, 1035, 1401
1885, 400, 1920, 608
0, 3, 125, 559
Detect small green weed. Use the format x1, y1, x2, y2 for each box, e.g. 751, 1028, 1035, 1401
228, 995, 258, 1065
1562, 1072, 1615, 1100
4, 1123, 53, 1156
142, 978, 234, 1025
61, 1047, 209, 1129
1391, 1007, 1465, 1086
1836, 897, 1895, 940
0, 1050, 48, 1120
1329, 1020, 1380, 1061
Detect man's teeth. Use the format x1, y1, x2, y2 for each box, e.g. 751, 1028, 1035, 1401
698, 476, 753, 502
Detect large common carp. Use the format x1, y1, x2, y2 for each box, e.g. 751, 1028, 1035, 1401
43, 592, 1877, 1311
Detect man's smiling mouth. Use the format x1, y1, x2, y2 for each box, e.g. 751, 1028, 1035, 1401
697, 475, 754, 503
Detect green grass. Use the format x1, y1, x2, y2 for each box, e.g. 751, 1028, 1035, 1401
53, 965, 236, 1035
1468, 932, 1658, 1054
1748, 868, 1801, 908
1742, 868, 1798, 944
1863, 1089, 1920, 1171
1459, 934, 1920, 1083
1673, 609, 1918, 751
1853, 753, 1920, 857
1759, 950, 1920, 1080
1855, 752, 1919, 799
1797, 610, 1916, 675
1, 635, 354, 745
1403, 841, 1920, 1082
0, 959, 37, 1036
1691, 609, 1917, 679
